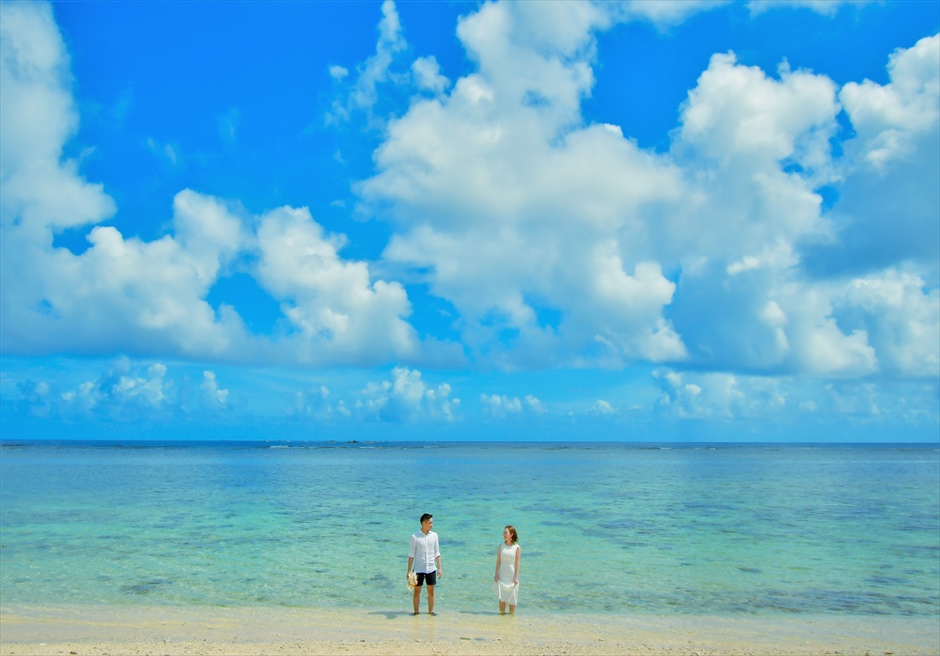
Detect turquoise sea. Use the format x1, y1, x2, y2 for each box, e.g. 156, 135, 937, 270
1, 441, 938, 617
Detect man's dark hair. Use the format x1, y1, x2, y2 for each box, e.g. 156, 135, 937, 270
420, 513, 433, 524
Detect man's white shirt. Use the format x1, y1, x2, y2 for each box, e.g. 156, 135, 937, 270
409, 530, 440, 573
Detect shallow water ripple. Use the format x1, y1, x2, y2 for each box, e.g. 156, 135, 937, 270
1, 441, 938, 616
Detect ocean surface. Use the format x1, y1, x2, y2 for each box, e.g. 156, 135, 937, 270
1, 440, 938, 617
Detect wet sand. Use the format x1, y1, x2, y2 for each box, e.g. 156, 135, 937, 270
2, 604, 938, 655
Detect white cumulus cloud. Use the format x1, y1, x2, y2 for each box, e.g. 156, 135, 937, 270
2, 0, 936, 393
840, 34, 940, 170
355, 367, 459, 422
255, 205, 418, 365
0, 1, 425, 369
362, 1, 688, 368
355, 3, 937, 381
481, 392, 547, 418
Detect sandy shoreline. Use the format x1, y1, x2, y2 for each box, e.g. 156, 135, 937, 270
2, 605, 938, 655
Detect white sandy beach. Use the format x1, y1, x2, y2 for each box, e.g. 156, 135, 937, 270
2, 604, 938, 656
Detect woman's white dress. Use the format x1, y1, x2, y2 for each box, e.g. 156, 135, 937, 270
496, 543, 519, 605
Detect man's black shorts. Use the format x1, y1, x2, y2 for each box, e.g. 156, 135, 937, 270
415, 571, 437, 587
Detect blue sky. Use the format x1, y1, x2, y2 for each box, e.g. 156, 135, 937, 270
1, 0, 938, 442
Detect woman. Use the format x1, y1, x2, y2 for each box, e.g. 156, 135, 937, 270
493, 525, 521, 615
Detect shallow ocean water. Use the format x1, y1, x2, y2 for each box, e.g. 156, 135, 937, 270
1, 441, 937, 616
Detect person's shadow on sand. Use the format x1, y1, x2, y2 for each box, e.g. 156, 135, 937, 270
369, 610, 504, 619
457, 610, 505, 616
369, 610, 419, 620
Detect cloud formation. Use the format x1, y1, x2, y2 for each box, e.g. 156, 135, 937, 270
291, 367, 460, 423
355, 366, 459, 422
652, 367, 937, 431
13, 358, 231, 422
0, 1, 420, 368
355, 2, 938, 380
1, 0, 937, 393
481, 393, 544, 417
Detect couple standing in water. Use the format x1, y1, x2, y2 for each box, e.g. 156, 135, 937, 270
406, 513, 522, 616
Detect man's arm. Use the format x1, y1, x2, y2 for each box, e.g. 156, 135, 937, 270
407, 533, 417, 576
434, 534, 442, 578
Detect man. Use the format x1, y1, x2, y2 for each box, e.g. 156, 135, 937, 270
407, 513, 442, 615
